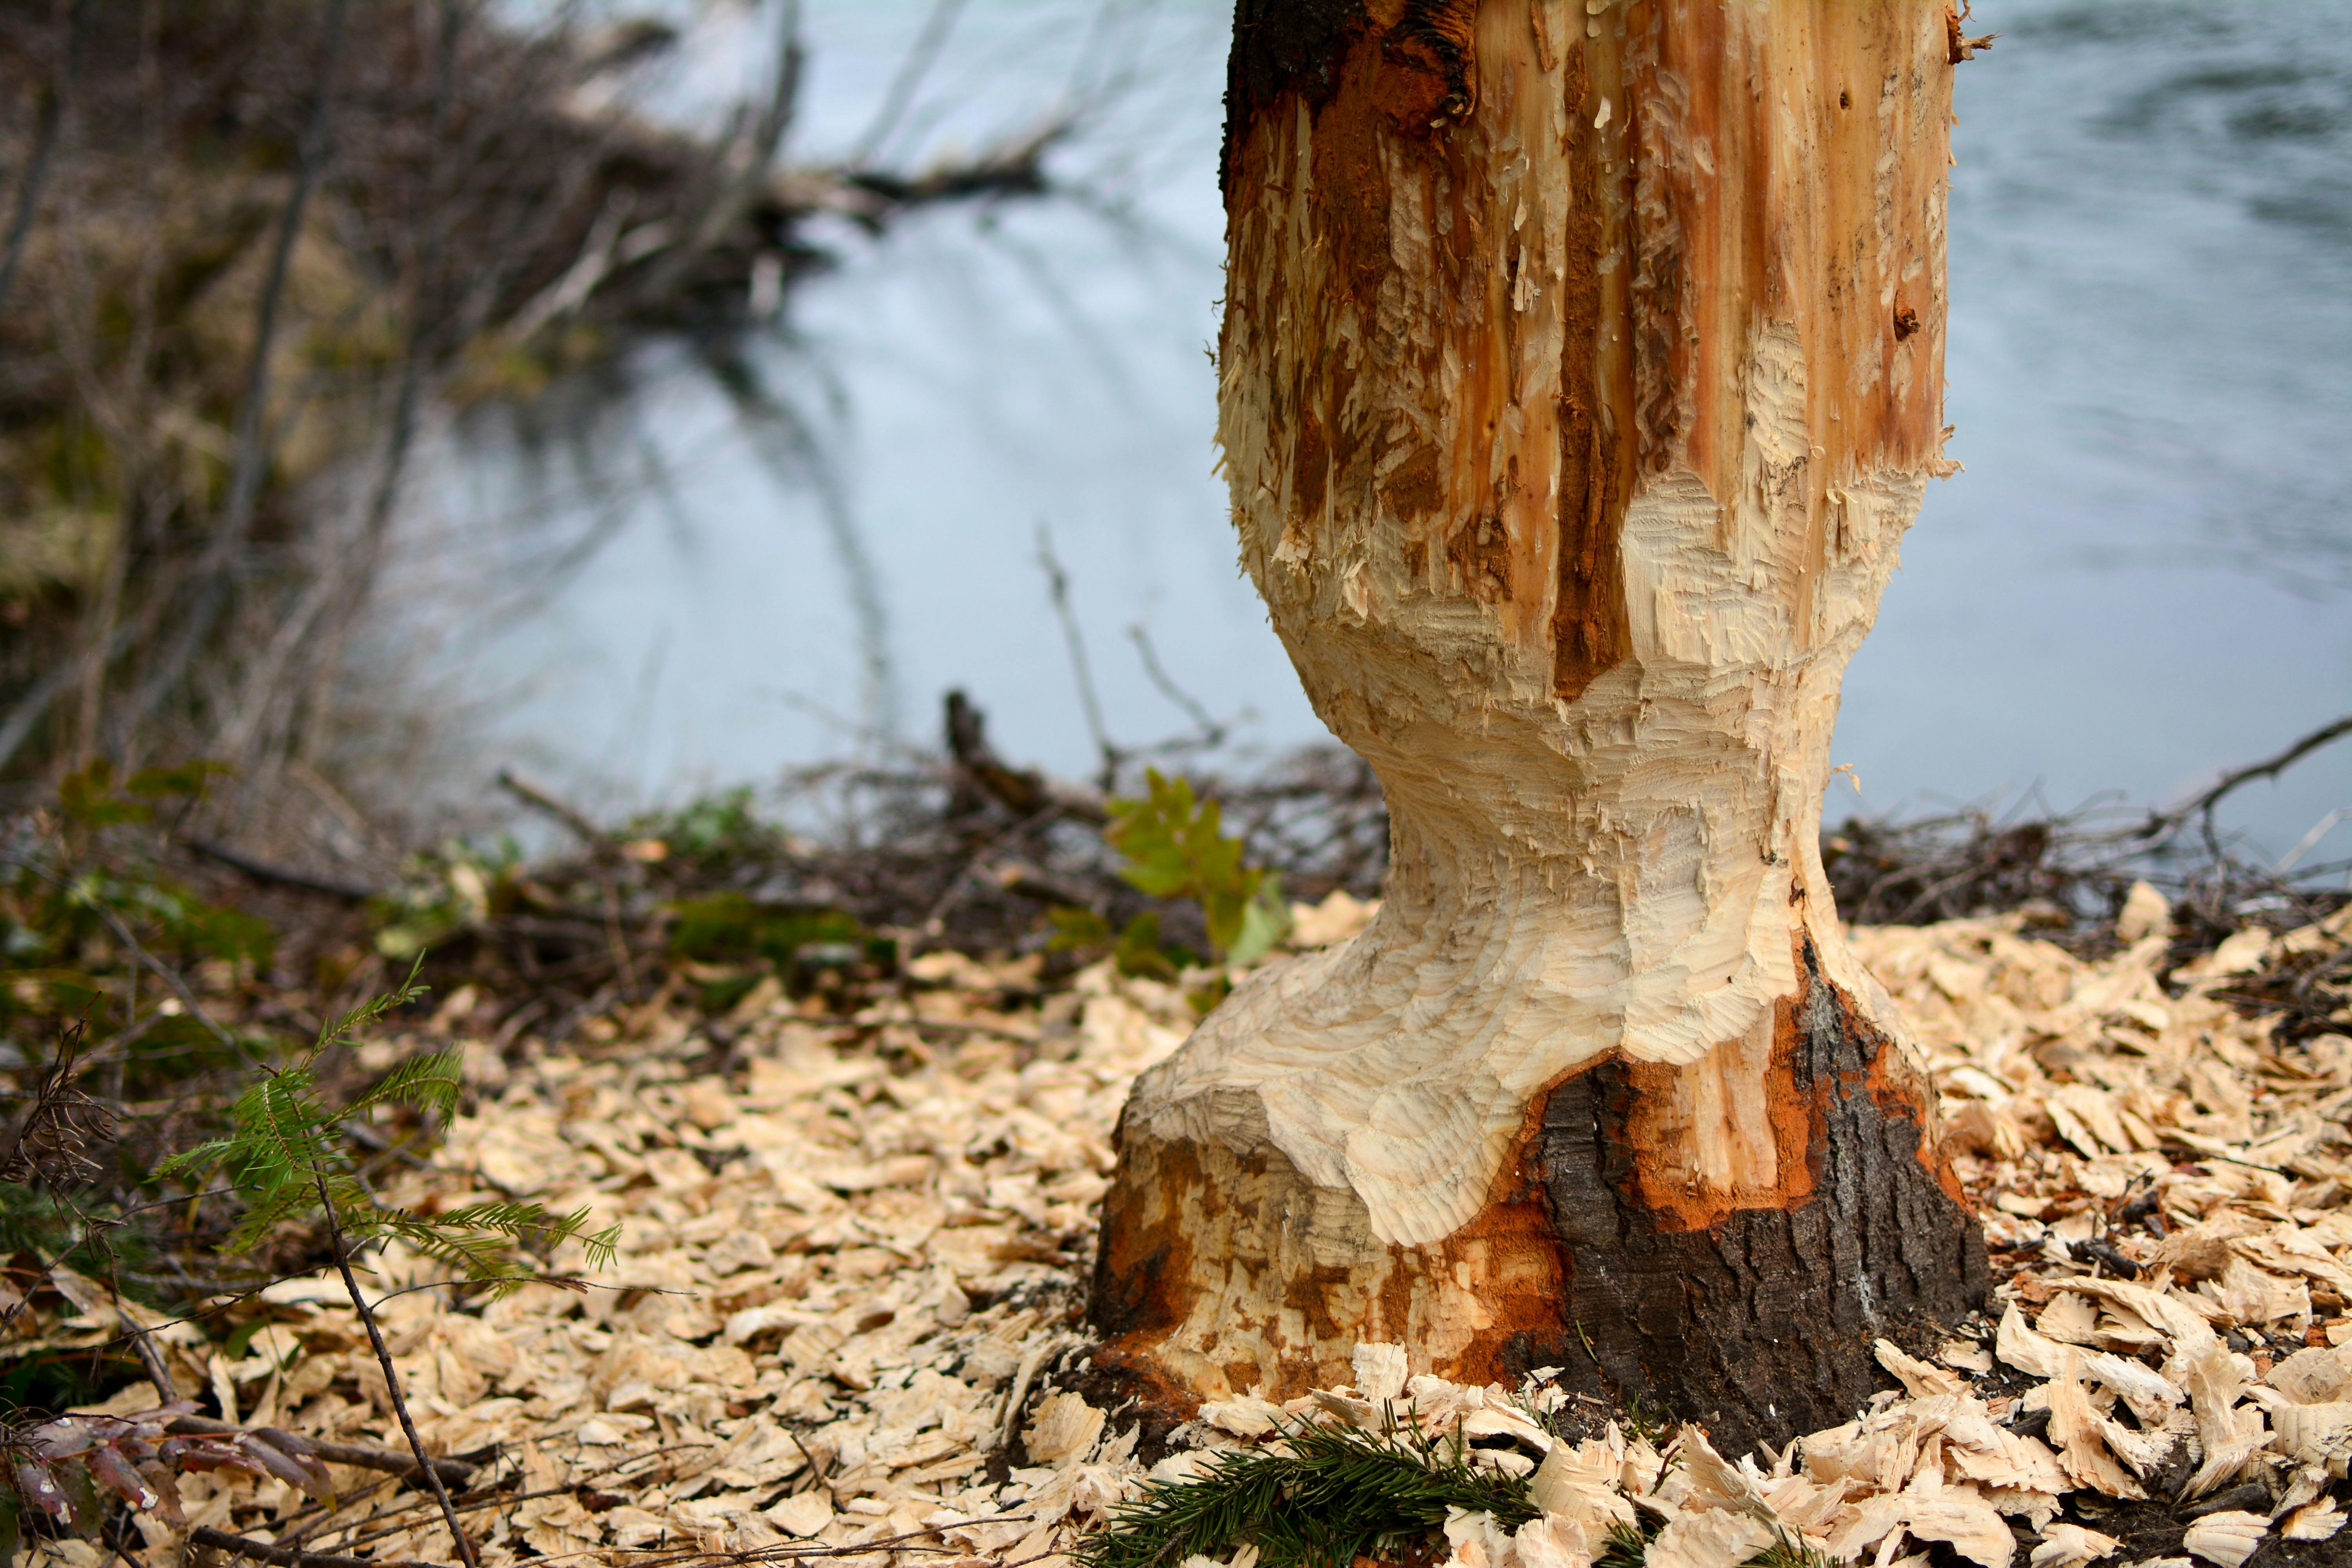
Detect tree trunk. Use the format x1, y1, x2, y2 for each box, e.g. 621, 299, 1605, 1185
1088, 0, 1987, 1456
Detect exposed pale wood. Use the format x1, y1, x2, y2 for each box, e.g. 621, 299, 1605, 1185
1091, 0, 1986, 1448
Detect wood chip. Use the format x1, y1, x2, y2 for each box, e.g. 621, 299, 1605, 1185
2180, 1510, 2268, 1568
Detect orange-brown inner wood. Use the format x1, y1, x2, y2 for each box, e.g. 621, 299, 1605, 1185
1224, 0, 1951, 696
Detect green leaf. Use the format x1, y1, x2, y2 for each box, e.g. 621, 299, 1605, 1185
1226, 875, 1293, 968
1104, 769, 1285, 965
151, 1137, 239, 1180
1108, 771, 1246, 902
1045, 907, 1114, 953
1111, 913, 1181, 984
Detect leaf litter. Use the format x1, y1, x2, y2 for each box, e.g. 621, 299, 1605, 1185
8, 885, 2352, 1568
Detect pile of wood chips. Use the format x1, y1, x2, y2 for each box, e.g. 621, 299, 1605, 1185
18, 887, 2352, 1568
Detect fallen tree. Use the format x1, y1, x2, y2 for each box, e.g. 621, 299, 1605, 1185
1091, 0, 1989, 1452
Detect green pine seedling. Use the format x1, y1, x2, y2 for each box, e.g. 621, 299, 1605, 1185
1106, 770, 1292, 967
157, 960, 618, 1293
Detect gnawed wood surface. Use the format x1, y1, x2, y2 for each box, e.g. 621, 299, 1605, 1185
1092, 931, 1987, 1454
1096, 0, 1978, 1441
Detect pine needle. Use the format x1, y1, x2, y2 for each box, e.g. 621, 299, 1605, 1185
1746, 1538, 1843, 1568
1593, 1516, 1659, 1568
1078, 1417, 1536, 1568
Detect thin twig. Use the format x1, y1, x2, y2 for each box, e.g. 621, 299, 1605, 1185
751, 0, 806, 172
85, 902, 236, 1047
187, 1526, 405, 1568
290, 0, 467, 768
168, 1415, 477, 1489
848, 0, 965, 168
180, 836, 376, 902
120, 1307, 181, 1401
616, 1515, 1034, 1568
497, 766, 609, 846
1127, 622, 1227, 749
322, 1483, 584, 1553
318, 1173, 481, 1566
1035, 522, 1118, 791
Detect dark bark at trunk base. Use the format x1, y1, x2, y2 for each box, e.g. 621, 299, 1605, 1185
1527, 942, 1992, 1452
1085, 939, 1991, 1459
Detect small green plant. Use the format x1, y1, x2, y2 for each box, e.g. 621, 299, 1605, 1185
665, 893, 888, 1007
7, 761, 270, 973
1046, 907, 1193, 984
668, 893, 867, 969
152, 962, 617, 1567
1, 761, 270, 1100
628, 788, 777, 864
1078, 1417, 1535, 1568
1743, 1539, 1836, 1568
1616, 1394, 1670, 1452
369, 838, 523, 959
1105, 769, 1291, 967
157, 961, 617, 1292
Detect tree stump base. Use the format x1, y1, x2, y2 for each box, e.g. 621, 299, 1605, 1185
1090, 935, 1987, 1458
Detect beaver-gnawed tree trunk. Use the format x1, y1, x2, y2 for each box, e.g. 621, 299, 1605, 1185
1088, 0, 1988, 1457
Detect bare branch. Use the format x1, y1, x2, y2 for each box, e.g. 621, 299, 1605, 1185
0, 0, 87, 318
497, 766, 608, 848
128, 0, 353, 727
179, 835, 376, 902
1127, 623, 1227, 751
2141, 711, 2352, 841
168, 1416, 476, 1489
188, 1526, 386, 1568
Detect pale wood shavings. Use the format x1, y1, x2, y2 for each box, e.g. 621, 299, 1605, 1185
2178, 1510, 2267, 1568
5, 952, 1204, 1568
2281, 1495, 2345, 1540
2028, 1523, 2121, 1567
23, 892, 2346, 1568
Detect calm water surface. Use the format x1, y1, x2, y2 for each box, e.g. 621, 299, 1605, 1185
387, 0, 2352, 857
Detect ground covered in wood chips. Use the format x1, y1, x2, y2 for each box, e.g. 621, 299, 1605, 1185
15, 886, 2352, 1568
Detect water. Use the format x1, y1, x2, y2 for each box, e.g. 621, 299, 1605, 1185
388, 0, 2351, 859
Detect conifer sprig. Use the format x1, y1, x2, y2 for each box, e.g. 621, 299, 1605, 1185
1078, 1415, 1537, 1568
157, 960, 619, 1292
151, 960, 619, 1566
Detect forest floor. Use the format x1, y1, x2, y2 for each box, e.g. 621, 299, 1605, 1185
10, 876, 2352, 1568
